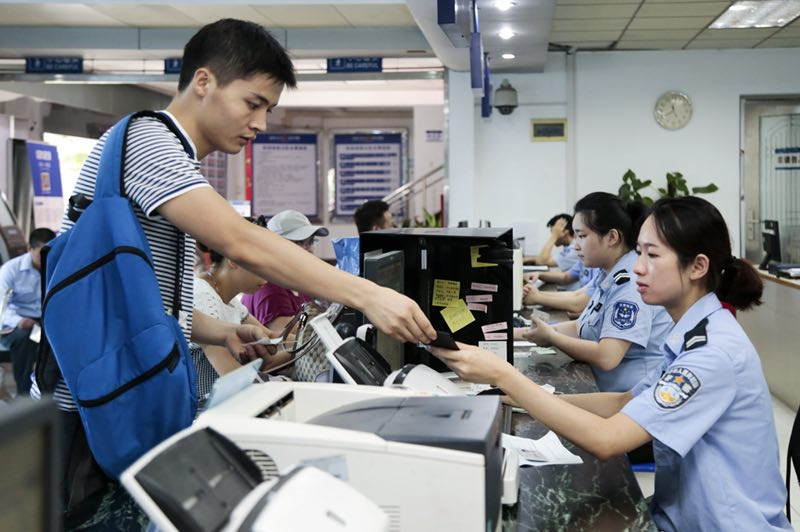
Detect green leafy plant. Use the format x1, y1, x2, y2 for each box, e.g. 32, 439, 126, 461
401, 208, 443, 228
618, 169, 718, 206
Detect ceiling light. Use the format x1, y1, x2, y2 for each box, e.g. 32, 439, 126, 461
710, 0, 800, 29
501, 53, 516, 59
495, 1, 515, 11
498, 28, 515, 40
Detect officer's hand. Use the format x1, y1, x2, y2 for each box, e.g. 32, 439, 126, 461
523, 272, 540, 284
429, 342, 514, 387
362, 285, 435, 344
524, 315, 554, 347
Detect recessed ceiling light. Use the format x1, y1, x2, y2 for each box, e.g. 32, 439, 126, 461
495, 0, 515, 11
710, 0, 800, 29
498, 28, 515, 40
501, 53, 516, 59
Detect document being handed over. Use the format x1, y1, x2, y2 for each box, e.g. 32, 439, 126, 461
501, 432, 583, 467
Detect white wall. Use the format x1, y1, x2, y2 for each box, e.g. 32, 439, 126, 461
450, 48, 800, 254
574, 48, 800, 254
412, 105, 445, 221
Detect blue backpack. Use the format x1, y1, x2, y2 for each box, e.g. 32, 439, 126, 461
40, 111, 197, 478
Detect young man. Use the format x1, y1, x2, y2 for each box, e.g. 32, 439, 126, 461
354, 199, 393, 233
0, 228, 55, 399
523, 213, 578, 271
44, 19, 434, 528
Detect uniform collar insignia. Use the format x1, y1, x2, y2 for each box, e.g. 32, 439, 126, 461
613, 269, 630, 285
682, 318, 709, 352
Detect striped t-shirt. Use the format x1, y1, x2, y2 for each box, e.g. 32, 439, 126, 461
39, 111, 210, 411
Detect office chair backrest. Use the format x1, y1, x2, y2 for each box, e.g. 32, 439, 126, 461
787, 403, 800, 522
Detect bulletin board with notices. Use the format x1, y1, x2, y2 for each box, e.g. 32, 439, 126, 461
332, 131, 407, 218
360, 227, 515, 368
251, 133, 320, 219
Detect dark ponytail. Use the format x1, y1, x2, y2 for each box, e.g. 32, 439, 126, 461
650, 196, 762, 311
574, 192, 648, 249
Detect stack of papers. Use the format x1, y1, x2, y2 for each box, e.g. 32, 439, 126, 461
501, 432, 583, 467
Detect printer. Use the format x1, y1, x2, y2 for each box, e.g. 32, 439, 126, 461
197, 381, 517, 532
121, 425, 389, 532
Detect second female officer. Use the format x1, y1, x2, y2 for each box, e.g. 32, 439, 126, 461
521, 192, 673, 392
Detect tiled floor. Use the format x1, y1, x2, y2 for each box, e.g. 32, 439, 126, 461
634, 395, 800, 529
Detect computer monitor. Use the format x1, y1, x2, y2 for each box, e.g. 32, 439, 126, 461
760, 219, 782, 270
362, 250, 405, 370
0, 399, 61, 532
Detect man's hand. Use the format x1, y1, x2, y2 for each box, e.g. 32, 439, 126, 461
362, 286, 435, 344
551, 217, 568, 238
18, 318, 36, 329
224, 324, 279, 363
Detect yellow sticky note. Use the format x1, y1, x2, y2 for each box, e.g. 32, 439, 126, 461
471, 245, 497, 268
440, 299, 476, 333
432, 279, 461, 307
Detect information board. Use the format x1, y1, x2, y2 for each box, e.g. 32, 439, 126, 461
251, 133, 319, 219
333, 132, 404, 217
25, 141, 64, 231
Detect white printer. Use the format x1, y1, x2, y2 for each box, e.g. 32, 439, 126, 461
197, 381, 517, 532
121, 424, 389, 532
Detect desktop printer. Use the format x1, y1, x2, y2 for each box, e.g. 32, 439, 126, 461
198, 382, 516, 531
121, 425, 389, 532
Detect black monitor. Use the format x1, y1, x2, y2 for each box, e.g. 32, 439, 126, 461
760, 219, 781, 270
0, 399, 61, 532
363, 250, 405, 370
361, 228, 514, 371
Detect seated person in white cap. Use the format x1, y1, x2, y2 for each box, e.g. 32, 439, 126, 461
242, 210, 329, 332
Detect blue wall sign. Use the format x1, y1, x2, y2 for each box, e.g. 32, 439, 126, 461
164, 58, 183, 74
327, 57, 383, 73
25, 57, 83, 74
25, 142, 63, 197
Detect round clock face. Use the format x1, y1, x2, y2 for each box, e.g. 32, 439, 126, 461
654, 91, 692, 130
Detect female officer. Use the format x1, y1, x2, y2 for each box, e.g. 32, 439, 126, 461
432, 196, 791, 531
521, 192, 672, 392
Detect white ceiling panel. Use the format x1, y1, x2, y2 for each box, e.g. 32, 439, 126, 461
637, 2, 730, 18
616, 39, 688, 49
757, 37, 800, 47
554, 4, 639, 19
628, 17, 714, 30
550, 30, 623, 41
623, 28, 699, 40
253, 5, 350, 27
557, 0, 639, 4
687, 38, 766, 48
772, 23, 800, 38
89, 5, 200, 27
0, 4, 125, 26
169, 5, 273, 26
552, 18, 629, 31
335, 5, 416, 27
694, 28, 777, 40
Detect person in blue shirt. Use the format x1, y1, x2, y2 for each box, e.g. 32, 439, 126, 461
431, 196, 792, 531
0, 228, 55, 398
521, 259, 602, 317
521, 192, 672, 392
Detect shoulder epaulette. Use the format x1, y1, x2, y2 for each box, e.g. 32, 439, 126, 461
682, 318, 709, 351
613, 269, 631, 285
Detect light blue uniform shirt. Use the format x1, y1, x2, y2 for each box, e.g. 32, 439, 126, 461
577, 250, 671, 392
566, 259, 601, 296
554, 244, 580, 291
623, 293, 791, 532
0, 252, 41, 329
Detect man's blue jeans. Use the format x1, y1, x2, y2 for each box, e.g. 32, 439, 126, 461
0, 326, 37, 397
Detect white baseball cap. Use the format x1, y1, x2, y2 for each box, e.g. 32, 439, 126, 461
267, 210, 329, 241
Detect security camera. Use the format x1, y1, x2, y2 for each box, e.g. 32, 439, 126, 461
493, 79, 518, 115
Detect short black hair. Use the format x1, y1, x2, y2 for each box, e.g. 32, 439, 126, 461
354, 200, 390, 234
546, 213, 573, 236
178, 19, 297, 92
29, 228, 56, 248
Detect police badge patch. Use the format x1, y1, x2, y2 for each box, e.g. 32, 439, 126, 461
653, 367, 701, 410
611, 301, 638, 330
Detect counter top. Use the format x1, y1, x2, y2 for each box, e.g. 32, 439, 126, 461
502, 347, 655, 531
757, 269, 800, 289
